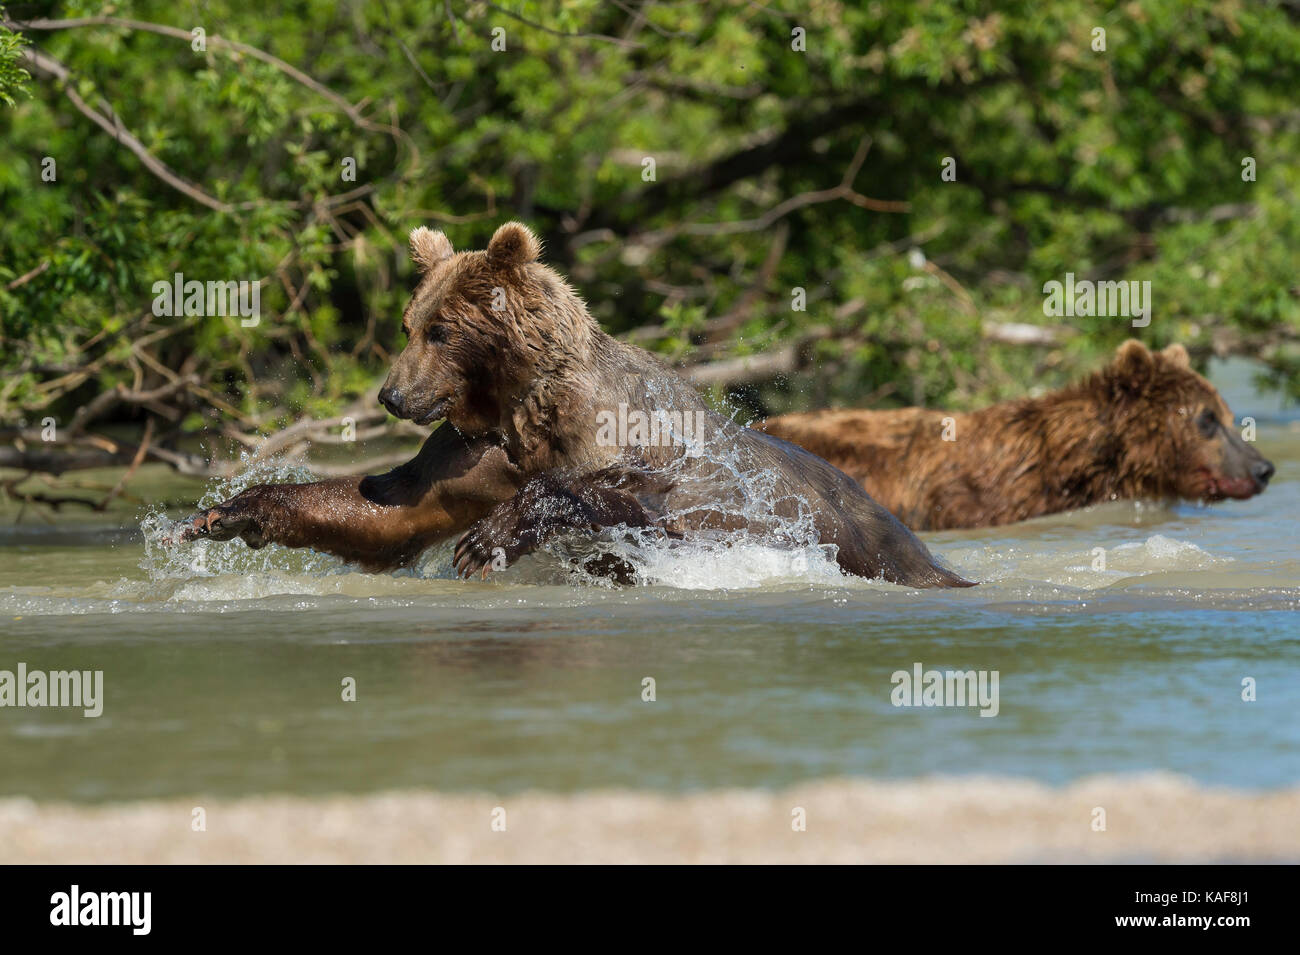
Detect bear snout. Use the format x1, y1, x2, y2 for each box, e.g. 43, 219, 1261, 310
1252, 457, 1275, 487
378, 386, 407, 418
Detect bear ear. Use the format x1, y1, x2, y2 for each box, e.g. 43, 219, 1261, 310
1161, 343, 1191, 368
486, 221, 542, 268
410, 227, 453, 272
1112, 339, 1155, 387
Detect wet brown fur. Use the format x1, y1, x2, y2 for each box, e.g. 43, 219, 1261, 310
760, 341, 1274, 531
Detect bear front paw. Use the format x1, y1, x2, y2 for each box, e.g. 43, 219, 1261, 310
174, 489, 271, 548
453, 521, 514, 580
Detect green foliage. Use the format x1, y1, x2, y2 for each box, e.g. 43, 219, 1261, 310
0, 16, 30, 107
2, 0, 1299, 436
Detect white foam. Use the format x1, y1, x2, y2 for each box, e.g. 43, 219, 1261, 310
539, 532, 849, 591
1112, 534, 1224, 569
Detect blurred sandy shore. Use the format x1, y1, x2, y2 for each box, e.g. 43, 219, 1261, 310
3, 773, 1296, 864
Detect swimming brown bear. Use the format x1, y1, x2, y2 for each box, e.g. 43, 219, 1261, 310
179, 223, 973, 588
760, 341, 1274, 531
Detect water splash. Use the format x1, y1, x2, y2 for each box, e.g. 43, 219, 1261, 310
544, 390, 849, 589
138, 453, 345, 582
524, 529, 843, 590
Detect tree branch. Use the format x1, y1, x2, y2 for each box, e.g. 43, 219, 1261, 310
10, 15, 388, 133
482, 2, 643, 48
18, 47, 234, 213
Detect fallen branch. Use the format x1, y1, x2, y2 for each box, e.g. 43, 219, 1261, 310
0, 438, 215, 477
681, 319, 1082, 390
981, 322, 1070, 346
683, 331, 836, 388
1, 475, 103, 512
685, 345, 805, 388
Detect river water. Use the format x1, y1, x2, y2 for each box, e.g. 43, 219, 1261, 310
1, 364, 1297, 804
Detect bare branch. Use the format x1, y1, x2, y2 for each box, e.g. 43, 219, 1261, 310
68, 376, 200, 436
19, 47, 234, 212
11, 16, 383, 132
5, 261, 50, 291
685, 344, 805, 388
606, 136, 906, 255
981, 322, 1068, 346
0, 437, 215, 477
96, 417, 154, 510
482, 2, 644, 48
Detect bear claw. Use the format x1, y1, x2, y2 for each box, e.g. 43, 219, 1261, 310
453, 524, 512, 579
175, 504, 258, 545
452, 533, 491, 579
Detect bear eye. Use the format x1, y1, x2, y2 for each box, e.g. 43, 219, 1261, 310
1197, 409, 1219, 437
426, 324, 447, 345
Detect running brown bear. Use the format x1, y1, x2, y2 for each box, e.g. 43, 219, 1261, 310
180, 223, 973, 588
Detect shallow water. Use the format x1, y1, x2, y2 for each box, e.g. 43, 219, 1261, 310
1, 369, 1297, 803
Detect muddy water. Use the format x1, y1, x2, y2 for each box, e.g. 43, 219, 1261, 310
1, 367, 1297, 803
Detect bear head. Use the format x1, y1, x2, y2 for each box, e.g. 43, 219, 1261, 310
1102, 339, 1274, 501
379, 222, 599, 437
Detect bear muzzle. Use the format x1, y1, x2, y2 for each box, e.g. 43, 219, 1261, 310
378, 386, 408, 419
